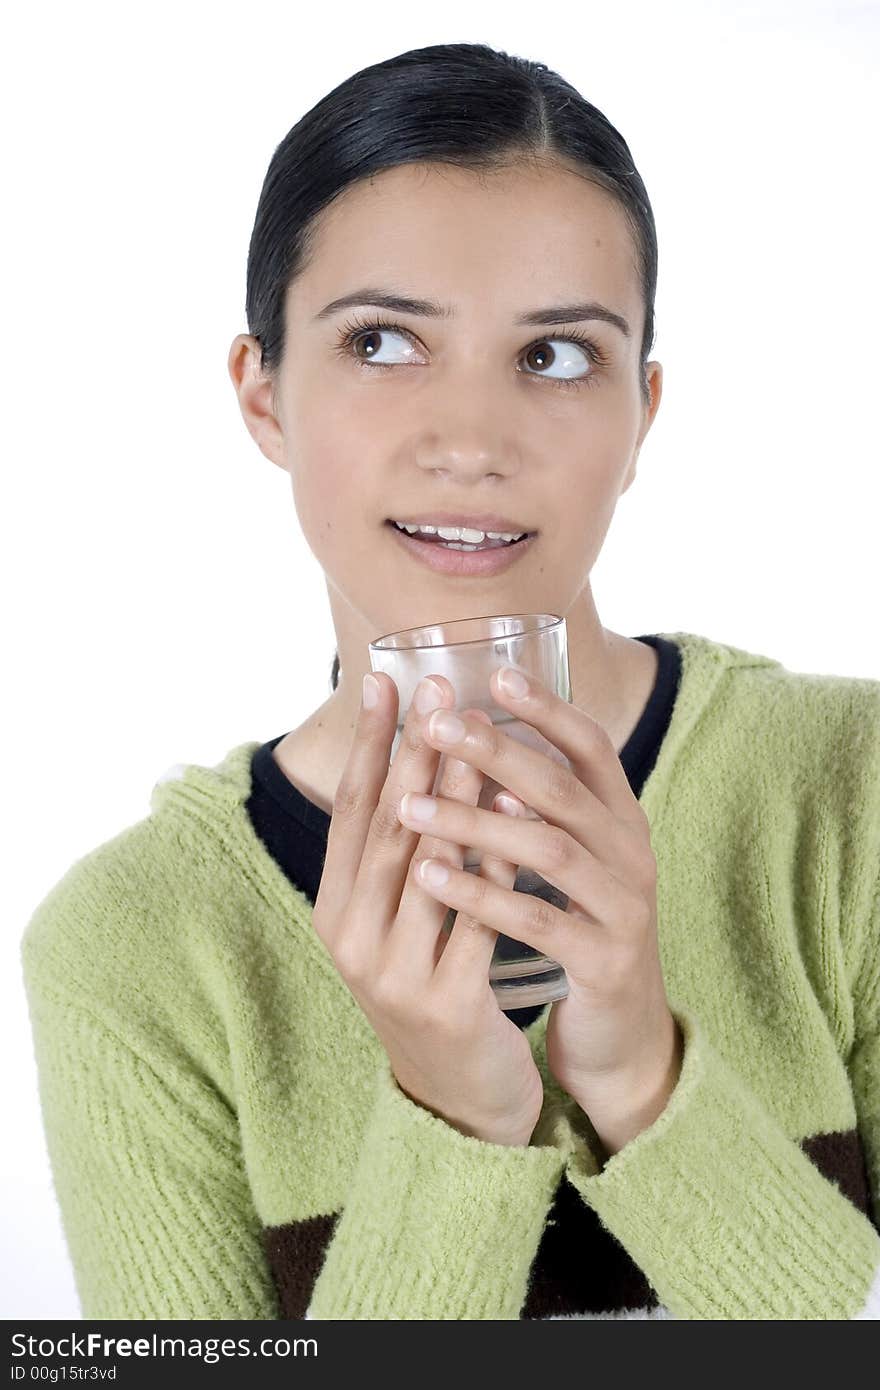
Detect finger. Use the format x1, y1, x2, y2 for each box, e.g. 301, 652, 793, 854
385, 709, 493, 985
422, 703, 629, 883
417, 817, 592, 972
489, 665, 645, 829
315, 671, 403, 942
433, 791, 525, 990
349, 670, 463, 958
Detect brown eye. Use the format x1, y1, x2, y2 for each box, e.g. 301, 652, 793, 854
525, 342, 555, 371
353, 330, 383, 360
344, 324, 419, 366
522, 337, 594, 385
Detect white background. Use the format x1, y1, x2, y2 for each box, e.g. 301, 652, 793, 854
3, 0, 878, 1318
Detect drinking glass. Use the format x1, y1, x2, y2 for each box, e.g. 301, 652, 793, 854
368, 613, 572, 1011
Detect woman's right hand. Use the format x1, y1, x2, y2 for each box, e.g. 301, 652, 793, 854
312, 671, 545, 1148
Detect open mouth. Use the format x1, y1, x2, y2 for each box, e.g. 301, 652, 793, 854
384, 519, 538, 576
385, 520, 536, 551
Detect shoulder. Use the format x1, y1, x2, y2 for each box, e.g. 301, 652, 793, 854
676, 634, 880, 972
722, 648, 880, 813
21, 740, 263, 1051
22, 810, 169, 987
667, 631, 880, 894
673, 630, 880, 771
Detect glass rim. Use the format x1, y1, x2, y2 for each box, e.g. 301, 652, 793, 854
368, 611, 564, 654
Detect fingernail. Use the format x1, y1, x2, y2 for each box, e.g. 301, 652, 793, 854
414, 677, 444, 715
468, 709, 494, 726
428, 709, 466, 744
497, 666, 529, 700
419, 858, 450, 886
399, 791, 437, 822
495, 792, 523, 816
362, 674, 379, 709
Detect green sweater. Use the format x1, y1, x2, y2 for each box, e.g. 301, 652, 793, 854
20, 631, 880, 1319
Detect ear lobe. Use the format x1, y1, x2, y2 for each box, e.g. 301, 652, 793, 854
619, 458, 638, 496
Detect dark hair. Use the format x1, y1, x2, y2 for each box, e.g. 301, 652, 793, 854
244, 42, 658, 695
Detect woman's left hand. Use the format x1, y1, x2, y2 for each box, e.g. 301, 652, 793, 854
395, 664, 684, 1159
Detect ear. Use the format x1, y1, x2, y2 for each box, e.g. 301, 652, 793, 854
621, 360, 663, 495
641, 360, 663, 435
620, 457, 639, 496
227, 333, 287, 471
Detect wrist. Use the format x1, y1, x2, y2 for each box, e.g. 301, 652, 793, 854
573, 1016, 684, 1161
449, 1117, 536, 1147
393, 1074, 537, 1148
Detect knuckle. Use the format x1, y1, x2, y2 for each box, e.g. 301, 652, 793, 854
332, 937, 369, 984
331, 777, 367, 820
421, 994, 459, 1035
587, 715, 614, 753
631, 890, 654, 933
604, 941, 637, 992
370, 972, 405, 1015
638, 852, 658, 897
486, 721, 503, 757
437, 756, 472, 799
543, 757, 579, 808
517, 890, 555, 935
621, 818, 655, 881
481, 721, 504, 764
399, 721, 426, 760
539, 822, 573, 869
450, 911, 482, 938
467, 871, 492, 914
371, 795, 407, 844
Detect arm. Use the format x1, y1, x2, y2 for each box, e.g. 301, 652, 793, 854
307, 1051, 569, 1320
25, 954, 570, 1321
23, 983, 280, 1319
562, 1004, 880, 1319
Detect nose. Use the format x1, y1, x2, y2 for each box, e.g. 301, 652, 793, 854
413, 375, 521, 483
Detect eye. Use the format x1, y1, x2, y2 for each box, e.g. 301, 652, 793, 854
333, 315, 610, 391
520, 333, 608, 390
334, 315, 422, 366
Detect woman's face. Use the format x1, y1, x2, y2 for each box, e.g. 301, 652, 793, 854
236, 158, 661, 659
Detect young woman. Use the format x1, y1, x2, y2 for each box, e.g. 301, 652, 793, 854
22, 41, 880, 1321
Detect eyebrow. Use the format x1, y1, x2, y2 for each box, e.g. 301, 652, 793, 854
313, 287, 632, 339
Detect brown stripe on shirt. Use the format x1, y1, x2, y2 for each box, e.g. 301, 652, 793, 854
262, 1126, 875, 1319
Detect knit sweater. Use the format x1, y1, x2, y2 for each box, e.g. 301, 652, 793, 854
20, 630, 880, 1320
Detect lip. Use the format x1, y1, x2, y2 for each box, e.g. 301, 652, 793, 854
386, 512, 534, 534
385, 520, 537, 576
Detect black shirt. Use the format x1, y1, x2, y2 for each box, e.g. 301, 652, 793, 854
245, 634, 682, 1030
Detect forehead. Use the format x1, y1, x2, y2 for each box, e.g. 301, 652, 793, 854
289, 160, 641, 325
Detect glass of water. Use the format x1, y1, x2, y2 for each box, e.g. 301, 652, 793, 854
368, 613, 572, 1011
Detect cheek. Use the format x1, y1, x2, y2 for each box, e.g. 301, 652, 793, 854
288, 433, 379, 567
280, 356, 387, 552
562, 433, 631, 510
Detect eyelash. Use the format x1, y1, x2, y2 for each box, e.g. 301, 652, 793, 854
332, 313, 610, 391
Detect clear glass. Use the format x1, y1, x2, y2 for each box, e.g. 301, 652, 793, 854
368, 613, 572, 1011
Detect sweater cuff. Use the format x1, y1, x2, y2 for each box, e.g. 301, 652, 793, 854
563, 1007, 880, 1319
308, 1051, 570, 1319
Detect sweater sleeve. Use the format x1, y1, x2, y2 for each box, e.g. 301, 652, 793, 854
306, 1051, 570, 1319
22, 982, 280, 1319
562, 1005, 880, 1320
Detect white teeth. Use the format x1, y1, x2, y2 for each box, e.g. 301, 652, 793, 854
439, 526, 475, 542
393, 521, 526, 543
